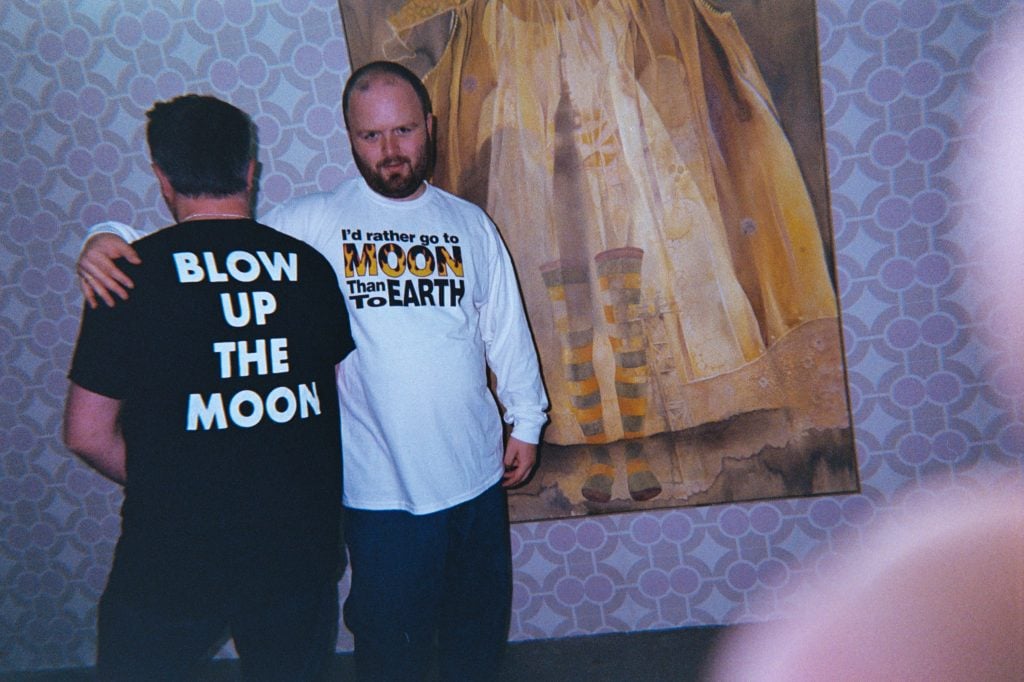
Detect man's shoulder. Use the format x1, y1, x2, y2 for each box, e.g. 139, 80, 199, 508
258, 179, 364, 238
125, 223, 188, 271
132, 222, 180, 247
426, 182, 482, 212
424, 184, 494, 231
276, 178, 363, 213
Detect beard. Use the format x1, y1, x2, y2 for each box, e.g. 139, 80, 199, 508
354, 142, 434, 200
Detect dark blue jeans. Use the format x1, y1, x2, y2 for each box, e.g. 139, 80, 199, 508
96, 577, 339, 681
343, 483, 513, 681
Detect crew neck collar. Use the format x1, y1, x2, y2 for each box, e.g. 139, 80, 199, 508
358, 177, 433, 207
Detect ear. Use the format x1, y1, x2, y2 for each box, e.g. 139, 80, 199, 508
152, 163, 174, 201
245, 159, 257, 191
426, 113, 435, 138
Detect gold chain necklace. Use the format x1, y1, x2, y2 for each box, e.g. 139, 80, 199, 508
180, 212, 249, 222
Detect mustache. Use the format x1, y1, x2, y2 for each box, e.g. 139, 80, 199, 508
378, 155, 410, 170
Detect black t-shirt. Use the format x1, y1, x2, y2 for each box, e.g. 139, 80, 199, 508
69, 219, 353, 614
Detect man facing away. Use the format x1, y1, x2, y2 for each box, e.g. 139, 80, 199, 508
77, 62, 549, 681
64, 94, 354, 680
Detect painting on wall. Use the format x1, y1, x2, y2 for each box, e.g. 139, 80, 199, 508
338, 0, 858, 522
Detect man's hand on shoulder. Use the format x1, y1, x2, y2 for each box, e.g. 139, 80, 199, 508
78, 233, 141, 308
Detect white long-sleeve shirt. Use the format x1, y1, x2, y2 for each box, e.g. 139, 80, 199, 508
93, 178, 548, 514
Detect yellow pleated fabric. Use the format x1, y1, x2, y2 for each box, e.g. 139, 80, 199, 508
349, 0, 843, 445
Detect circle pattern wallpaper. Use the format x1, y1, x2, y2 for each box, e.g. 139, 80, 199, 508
2, 0, 1023, 671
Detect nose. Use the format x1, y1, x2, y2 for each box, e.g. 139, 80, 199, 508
380, 133, 399, 156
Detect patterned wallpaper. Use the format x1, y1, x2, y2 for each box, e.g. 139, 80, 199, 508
2, 0, 1022, 672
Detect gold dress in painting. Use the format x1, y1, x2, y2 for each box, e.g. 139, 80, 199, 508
342, 0, 846, 504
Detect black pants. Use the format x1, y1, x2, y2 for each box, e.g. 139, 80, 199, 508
343, 483, 513, 682
96, 577, 339, 681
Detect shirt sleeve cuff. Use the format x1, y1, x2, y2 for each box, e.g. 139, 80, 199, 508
508, 414, 547, 445
85, 220, 140, 245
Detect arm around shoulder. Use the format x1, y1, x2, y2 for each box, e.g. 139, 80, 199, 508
78, 222, 144, 308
